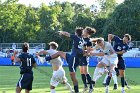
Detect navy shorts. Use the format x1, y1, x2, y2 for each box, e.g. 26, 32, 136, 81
66, 53, 80, 72
17, 73, 33, 90
117, 59, 126, 70
79, 56, 88, 66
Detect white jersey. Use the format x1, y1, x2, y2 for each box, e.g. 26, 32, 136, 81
46, 49, 63, 67
94, 42, 118, 66
95, 42, 117, 57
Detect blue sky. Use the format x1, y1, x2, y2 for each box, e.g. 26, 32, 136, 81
1, 0, 124, 7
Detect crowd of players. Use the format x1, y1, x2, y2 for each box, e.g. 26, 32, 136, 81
13, 27, 131, 93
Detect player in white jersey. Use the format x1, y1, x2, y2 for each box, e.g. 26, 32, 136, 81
87, 38, 118, 93
38, 42, 74, 93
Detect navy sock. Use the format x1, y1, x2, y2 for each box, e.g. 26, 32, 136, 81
45, 56, 52, 61
106, 76, 111, 86
74, 85, 79, 92
86, 74, 93, 89
121, 77, 125, 87
81, 74, 87, 88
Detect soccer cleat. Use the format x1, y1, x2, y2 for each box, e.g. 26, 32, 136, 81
126, 85, 131, 89
88, 88, 93, 93
71, 90, 75, 93
113, 84, 118, 90
121, 90, 126, 93
82, 87, 88, 93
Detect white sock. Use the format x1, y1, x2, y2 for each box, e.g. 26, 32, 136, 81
50, 89, 55, 93
122, 87, 124, 90
95, 74, 102, 82
93, 67, 100, 81
65, 82, 73, 92
103, 74, 108, 84
112, 71, 118, 84
106, 86, 109, 90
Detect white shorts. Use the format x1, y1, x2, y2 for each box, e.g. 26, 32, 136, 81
101, 54, 118, 67
50, 68, 67, 87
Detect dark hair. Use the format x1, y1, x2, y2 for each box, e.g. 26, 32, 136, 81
124, 34, 131, 41
75, 27, 83, 37
85, 27, 96, 35
49, 42, 58, 49
22, 42, 29, 52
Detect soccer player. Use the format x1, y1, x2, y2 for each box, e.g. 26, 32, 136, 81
14, 42, 37, 93
108, 34, 131, 93
80, 27, 96, 93
37, 41, 74, 93
45, 27, 84, 93
88, 38, 118, 93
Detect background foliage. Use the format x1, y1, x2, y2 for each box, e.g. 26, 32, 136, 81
0, 0, 139, 51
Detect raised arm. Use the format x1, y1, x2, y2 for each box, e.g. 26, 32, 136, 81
58, 31, 70, 37
108, 34, 115, 43
38, 50, 48, 56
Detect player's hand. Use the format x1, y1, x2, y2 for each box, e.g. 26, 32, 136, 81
83, 51, 90, 56
57, 31, 63, 35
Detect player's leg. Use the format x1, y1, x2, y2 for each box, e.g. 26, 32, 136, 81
45, 51, 66, 61
83, 66, 93, 93
103, 74, 108, 86
68, 56, 79, 93
50, 86, 56, 93
79, 66, 88, 92
62, 79, 74, 93
92, 62, 105, 86
25, 74, 33, 93
50, 71, 59, 93
16, 86, 22, 93
105, 64, 117, 93
118, 59, 129, 93
60, 68, 74, 93
111, 67, 118, 90
25, 89, 30, 93
16, 74, 24, 93
92, 56, 109, 85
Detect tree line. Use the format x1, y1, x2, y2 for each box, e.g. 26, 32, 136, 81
0, 0, 139, 51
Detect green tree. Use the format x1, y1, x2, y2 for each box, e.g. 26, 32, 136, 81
103, 0, 140, 40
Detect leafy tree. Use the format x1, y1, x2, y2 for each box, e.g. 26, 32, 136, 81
103, 0, 140, 40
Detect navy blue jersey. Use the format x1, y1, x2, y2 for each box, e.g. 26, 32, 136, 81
18, 53, 36, 74
70, 34, 84, 56
83, 38, 92, 47
113, 36, 129, 58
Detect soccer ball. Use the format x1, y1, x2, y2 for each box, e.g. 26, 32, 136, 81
90, 2, 101, 14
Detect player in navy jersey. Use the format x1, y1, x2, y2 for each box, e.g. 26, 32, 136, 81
14, 42, 36, 93
44, 27, 84, 93
80, 27, 96, 93
108, 34, 131, 93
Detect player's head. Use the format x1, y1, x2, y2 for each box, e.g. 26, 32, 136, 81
96, 38, 104, 47
22, 42, 29, 52
123, 34, 131, 43
48, 41, 58, 50
83, 27, 96, 37
75, 27, 84, 37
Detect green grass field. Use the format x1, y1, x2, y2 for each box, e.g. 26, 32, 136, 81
0, 66, 140, 93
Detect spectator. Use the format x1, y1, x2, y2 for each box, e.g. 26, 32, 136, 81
12, 43, 16, 50
128, 42, 134, 49
11, 54, 15, 65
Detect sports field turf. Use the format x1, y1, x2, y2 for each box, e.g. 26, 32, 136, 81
0, 66, 140, 93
